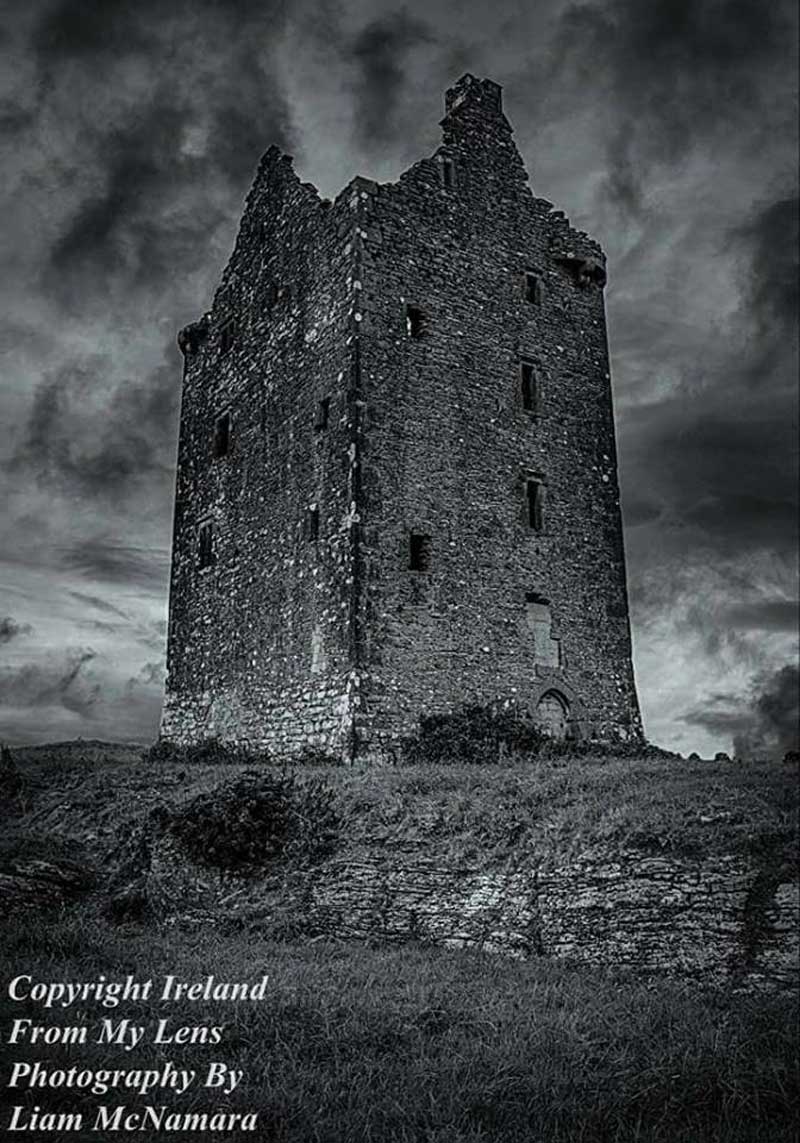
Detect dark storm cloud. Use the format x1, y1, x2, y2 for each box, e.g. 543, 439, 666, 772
32, 0, 152, 62
348, 10, 433, 147
620, 192, 799, 580
0, 643, 164, 742
0, 618, 33, 644
622, 387, 797, 564
735, 196, 799, 346
12, 351, 179, 504
683, 693, 751, 740
61, 540, 170, 590
43, 110, 219, 306
3, 0, 297, 577
746, 665, 800, 755
0, 101, 36, 137
553, 0, 796, 209
0, 648, 99, 718
27, 0, 295, 310
733, 665, 799, 758
683, 664, 800, 759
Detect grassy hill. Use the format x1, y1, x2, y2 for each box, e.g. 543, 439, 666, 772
0, 741, 797, 1142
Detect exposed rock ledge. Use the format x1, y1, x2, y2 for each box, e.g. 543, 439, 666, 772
132, 834, 797, 991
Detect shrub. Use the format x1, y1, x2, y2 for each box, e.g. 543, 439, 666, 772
167, 770, 340, 872
399, 704, 548, 765
397, 704, 672, 765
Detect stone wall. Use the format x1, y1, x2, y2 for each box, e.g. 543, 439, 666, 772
353, 75, 641, 755
161, 149, 364, 755
309, 850, 798, 989
143, 837, 798, 991
161, 74, 643, 758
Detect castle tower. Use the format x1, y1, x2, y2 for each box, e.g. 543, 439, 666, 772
161, 75, 643, 759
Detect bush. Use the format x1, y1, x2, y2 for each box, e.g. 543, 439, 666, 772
167, 770, 340, 872
399, 704, 549, 765
398, 704, 671, 765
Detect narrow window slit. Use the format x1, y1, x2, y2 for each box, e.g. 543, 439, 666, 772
406, 305, 423, 339
526, 478, 546, 532
409, 533, 431, 571
520, 360, 540, 413
315, 397, 330, 431
440, 157, 456, 190
524, 272, 543, 306
219, 318, 237, 354
198, 522, 214, 569
213, 412, 231, 457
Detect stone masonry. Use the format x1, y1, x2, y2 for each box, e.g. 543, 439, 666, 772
160, 75, 643, 759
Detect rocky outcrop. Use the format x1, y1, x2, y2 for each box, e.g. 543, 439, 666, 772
134, 829, 798, 990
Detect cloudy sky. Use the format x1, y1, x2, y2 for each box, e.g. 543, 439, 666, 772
0, 0, 797, 756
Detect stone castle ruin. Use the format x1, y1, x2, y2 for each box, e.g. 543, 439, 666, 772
161, 75, 643, 760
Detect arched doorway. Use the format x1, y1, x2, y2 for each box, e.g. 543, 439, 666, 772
535, 690, 570, 740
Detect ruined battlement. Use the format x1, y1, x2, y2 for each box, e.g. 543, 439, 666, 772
161, 76, 643, 759
443, 73, 504, 117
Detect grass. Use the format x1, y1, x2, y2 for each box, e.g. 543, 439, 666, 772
1, 743, 797, 1141
1, 917, 796, 1143
5, 743, 797, 868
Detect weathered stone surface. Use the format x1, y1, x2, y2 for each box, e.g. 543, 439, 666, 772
139, 831, 797, 990
161, 74, 643, 758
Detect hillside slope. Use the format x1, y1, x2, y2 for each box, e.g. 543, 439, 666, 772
2, 743, 797, 986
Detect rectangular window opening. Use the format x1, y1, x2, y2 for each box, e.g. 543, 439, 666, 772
524, 272, 543, 306
525, 591, 550, 629
198, 522, 214, 569
520, 360, 540, 413
213, 411, 231, 457
440, 157, 456, 190
219, 318, 237, 355
314, 396, 330, 431
526, 478, 546, 532
406, 305, 423, 339
307, 506, 320, 542
409, 533, 431, 572
525, 592, 560, 666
